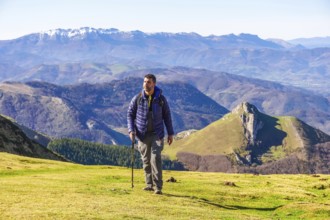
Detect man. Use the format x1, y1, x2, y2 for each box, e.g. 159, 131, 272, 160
127, 74, 174, 195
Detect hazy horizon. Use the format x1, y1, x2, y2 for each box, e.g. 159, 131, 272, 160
0, 0, 329, 40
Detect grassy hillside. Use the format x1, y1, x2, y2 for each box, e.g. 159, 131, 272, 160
164, 104, 330, 167
164, 112, 244, 160
164, 112, 302, 161
0, 152, 329, 219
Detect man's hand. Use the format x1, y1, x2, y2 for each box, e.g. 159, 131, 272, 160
129, 132, 136, 143
167, 135, 173, 145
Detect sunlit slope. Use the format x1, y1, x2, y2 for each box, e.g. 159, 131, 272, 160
0, 152, 77, 171
165, 111, 245, 159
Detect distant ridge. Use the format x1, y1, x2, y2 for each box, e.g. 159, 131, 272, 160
288, 36, 330, 48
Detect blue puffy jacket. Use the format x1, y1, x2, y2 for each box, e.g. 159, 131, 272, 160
127, 86, 174, 141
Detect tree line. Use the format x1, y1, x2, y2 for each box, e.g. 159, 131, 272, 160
47, 138, 185, 170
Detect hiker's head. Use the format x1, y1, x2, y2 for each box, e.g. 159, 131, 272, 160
143, 74, 156, 94
144, 74, 156, 83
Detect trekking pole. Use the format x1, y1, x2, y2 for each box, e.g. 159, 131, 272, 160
131, 137, 135, 189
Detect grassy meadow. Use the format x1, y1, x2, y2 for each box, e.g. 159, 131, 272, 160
0, 152, 329, 219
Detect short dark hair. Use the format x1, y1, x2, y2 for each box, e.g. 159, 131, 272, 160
144, 74, 156, 83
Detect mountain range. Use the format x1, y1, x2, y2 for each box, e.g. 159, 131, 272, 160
0, 27, 329, 95
0, 27, 329, 174
288, 36, 330, 49
164, 102, 330, 174
0, 78, 228, 144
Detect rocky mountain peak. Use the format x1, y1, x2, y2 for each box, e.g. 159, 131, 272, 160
233, 102, 260, 115
233, 102, 263, 146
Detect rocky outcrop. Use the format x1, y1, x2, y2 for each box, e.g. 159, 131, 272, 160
174, 129, 198, 140
234, 102, 264, 146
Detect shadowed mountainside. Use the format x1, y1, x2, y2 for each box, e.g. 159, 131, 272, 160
0, 114, 64, 161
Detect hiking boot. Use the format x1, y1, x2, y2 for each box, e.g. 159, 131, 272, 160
143, 186, 154, 191
154, 189, 162, 195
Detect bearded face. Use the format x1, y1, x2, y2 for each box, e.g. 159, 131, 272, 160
143, 77, 155, 93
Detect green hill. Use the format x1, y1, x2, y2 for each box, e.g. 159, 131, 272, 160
0, 152, 329, 219
164, 102, 330, 173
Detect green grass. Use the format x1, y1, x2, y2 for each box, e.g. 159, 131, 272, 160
259, 116, 323, 163
1, 152, 329, 219
275, 116, 304, 152
164, 113, 245, 160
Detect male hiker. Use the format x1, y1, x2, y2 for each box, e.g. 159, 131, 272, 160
127, 74, 174, 195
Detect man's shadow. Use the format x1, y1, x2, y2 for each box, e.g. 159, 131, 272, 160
163, 193, 283, 211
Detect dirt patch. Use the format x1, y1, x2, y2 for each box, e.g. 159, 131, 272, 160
166, 177, 177, 182
224, 181, 237, 187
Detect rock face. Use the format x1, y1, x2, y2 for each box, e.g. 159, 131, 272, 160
232, 102, 281, 166
235, 102, 264, 146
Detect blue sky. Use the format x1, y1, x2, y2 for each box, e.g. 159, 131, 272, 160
0, 0, 329, 40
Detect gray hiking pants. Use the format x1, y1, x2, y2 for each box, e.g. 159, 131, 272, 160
138, 133, 164, 190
